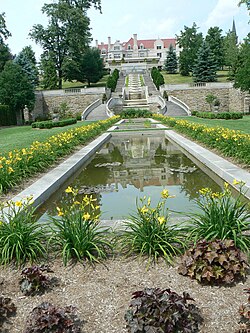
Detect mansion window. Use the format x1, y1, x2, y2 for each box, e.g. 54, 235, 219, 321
101, 50, 106, 54
139, 53, 145, 57
127, 44, 131, 50
140, 44, 144, 49
157, 53, 162, 58
114, 54, 121, 58
114, 46, 120, 50
156, 45, 162, 49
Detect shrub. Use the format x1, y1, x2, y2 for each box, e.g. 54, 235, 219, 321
20, 265, 54, 296
0, 197, 46, 265
32, 118, 77, 129
151, 67, 164, 90
120, 109, 153, 118
178, 239, 249, 284
24, 302, 82, 333
0, 296, 16, 325
0, 105, 16, 126
184, 182, 250, 254
49, 186, 112, 265
106, 68, 119, 92
125, 287, 202, 333
119, 191, 186, 264
195, 111, 243, 120
237, 288, 250, 333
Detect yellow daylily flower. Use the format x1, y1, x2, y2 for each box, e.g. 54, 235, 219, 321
157, 216, 165, 224
65, 186, 74, 193
83, 212, 91, 220
15, 201, 22, 207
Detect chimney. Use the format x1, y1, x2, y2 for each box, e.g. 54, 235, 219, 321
108, 36, 111, 51
95, 40, 98, 48
133, 33, 138, 50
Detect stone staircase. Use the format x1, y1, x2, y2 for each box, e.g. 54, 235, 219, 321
164, 101, 188, 117
123, 73, 149, 109
85, 103, 108, 120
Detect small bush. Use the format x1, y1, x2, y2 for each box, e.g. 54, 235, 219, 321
20, 265, 54, 296
195, 111, 243, 120
0, 105, 16, 126
0, 296, 16, 325
125, 287, 202, 333
178, 239, 249, 284
0, 197, 46, 266
32, 118, 77, 129
184, 182, 250, 253
24, 302, 82, 333
119, 191, 185, 264
237, 288, 250, 333
49, 186, 112, 265
120, 109, 153, 118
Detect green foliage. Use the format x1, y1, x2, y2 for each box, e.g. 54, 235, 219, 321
238, 288, 250, 333
49, 187, 112, 265
119, 192, 185, 264
205, 94, 218, 111
32, 118, 77, 129
0, 61, 35, 125
178, 239, 249, 284
185, 182, 250, 253
106, 68, 119, 92
20, 265, 53, 296
24, 302, 82, 333
234, 34, 250, 92
0, 12, 11, 43
40, 52, 58, 89
151, 67, 164, 89
125, 287, 202, 333
120, 109, 152, 118
30, 1, 99, 89
196, 111, 243, 120
176, 23, 203, 76
0, 197, 46, 265
0, 42, 12, 72
223, 30, 239, 78
205, 26, 225, 70
192, 42, 217, 82
14, 46, 39, 87
64, 47, 104, 86
0, 104, 16, 126
164, 43, 178, 74
0, 296, 16, 325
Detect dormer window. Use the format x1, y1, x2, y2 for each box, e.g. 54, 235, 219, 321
157, 45, 162, 49
127, 44, 131, 50
140, 44, 144, 49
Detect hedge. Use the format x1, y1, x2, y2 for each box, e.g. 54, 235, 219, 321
32, 118, 77, 129
0, 105, 16, 126
195, 112, 243, 120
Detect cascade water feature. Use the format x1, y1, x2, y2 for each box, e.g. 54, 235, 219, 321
123, 73, 149, 109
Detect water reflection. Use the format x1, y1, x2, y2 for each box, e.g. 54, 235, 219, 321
40, 133, 222, 220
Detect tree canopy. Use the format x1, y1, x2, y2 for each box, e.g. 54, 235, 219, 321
176, 23, 203, 76
0, 12, 11, 43
30, 0, 99, 89
192, 42, 217, 82
0, 62, 35, 125
234, 34, 250, 92
223, 30, 239, 78
205, 27, 224, 70
164, 44, 178, 74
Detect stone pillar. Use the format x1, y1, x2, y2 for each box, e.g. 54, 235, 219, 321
23, 105, 30, 123
133, 33, 138, 50
95, 40, 98, 48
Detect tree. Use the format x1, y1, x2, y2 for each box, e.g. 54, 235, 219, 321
0, 12, 11, 43
205, 27, 224, 70
0, 43, 12, 72
40, 52, 58, 89
176, 23, 203, 76
192, 42, 217, 82
234, 34, 250, 92
205, 94, 217, 112
64, 47, 104, 86
238, 0, 250, 11
0, 62, 35, 125
164, 44, 178, 74
30, 0, 99, 89
223, 30, 239, 78
14, 46, 39, 86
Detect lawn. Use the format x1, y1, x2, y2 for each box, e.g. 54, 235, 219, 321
62, 74, 109, 89
0, 121, 95, 155
176, 115, 250, 134
162, 70, 231, 85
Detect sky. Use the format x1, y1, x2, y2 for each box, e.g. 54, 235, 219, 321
1, 0, 249, 60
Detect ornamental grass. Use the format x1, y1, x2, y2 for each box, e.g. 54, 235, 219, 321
0, 116, 119, 193
153, 114, 250, 166
118, 190, 186, 264
48, 187, 113, 265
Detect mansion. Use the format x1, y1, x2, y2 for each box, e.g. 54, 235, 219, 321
96, 34, 180, 69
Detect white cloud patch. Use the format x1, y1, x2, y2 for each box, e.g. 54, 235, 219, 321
205, 0, 240, 28
115, 14, 133, 28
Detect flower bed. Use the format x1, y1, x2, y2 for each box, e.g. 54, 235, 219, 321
153, 114, 250, 166
0, 116, 119, 193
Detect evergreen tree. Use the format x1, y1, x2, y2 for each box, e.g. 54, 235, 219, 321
205, 26, 224, 70
192, 42, 217, 82
223, 30, 239, 78
176, 23, 203, 76
40, 52, 58, 89
14, 46, 39, 87
234, 34, 250, 92
0, 62, 35, 125
164, 44, 177, 74
0, 43, 12, 72
0, 12, 11, 43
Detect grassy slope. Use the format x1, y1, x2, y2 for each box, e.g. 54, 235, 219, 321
0, 121, 95, 155
175, 116, 250, 134
162, 70, 230, 84
62, 75, 109, 89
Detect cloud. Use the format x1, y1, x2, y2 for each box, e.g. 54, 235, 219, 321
205, 0, 240, 28
138, 18, 176, 38
115, 14, 133, 28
